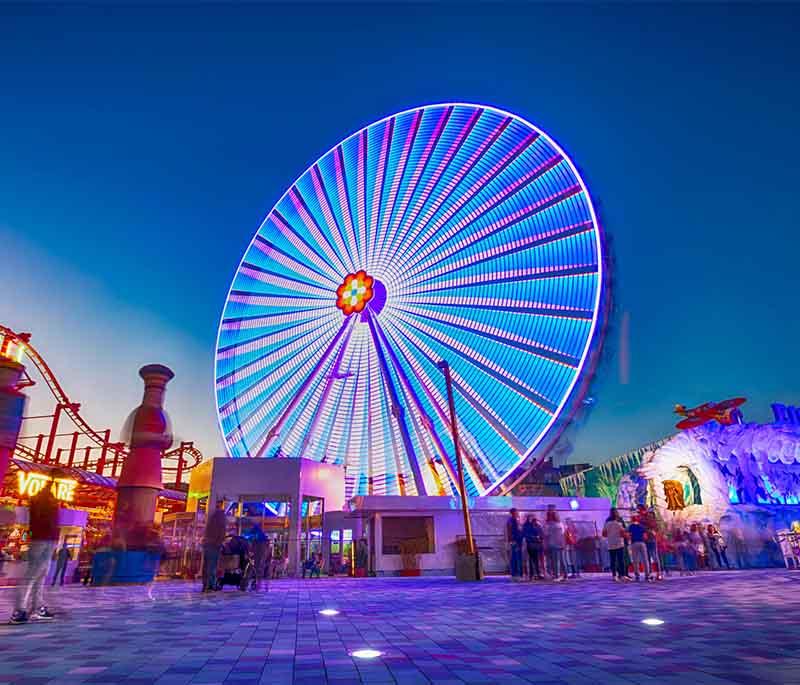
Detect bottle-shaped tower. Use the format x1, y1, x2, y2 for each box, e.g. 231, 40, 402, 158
114, 364, 174, 534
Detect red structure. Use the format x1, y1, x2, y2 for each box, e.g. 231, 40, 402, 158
0, 324, 201, 484
114, 364, 174, 534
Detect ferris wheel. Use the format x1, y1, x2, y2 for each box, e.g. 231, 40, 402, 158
215, 103, 605, 498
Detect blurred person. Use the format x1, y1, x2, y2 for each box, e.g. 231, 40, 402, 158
544, 506, 565, 582
249, 524, 268, 587
506, 508, 523, 581
10, 471, 62, 624
643, 508, 663, 580
564, 520, 580, 578
689, 524, 705, 571
522, 514, 544, 580
202, 502, 227, 593
603, 508, 627, 582
51, 541, 70, 587
707, 524, 731, 569
628, 515, 650, 582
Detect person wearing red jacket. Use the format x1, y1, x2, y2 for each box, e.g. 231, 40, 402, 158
10, 471, 62, 624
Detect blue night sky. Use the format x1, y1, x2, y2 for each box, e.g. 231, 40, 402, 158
2, 4, 798, 465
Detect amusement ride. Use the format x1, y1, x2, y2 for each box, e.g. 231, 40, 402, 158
216, 103, 607, 499
0, 323, 203, 484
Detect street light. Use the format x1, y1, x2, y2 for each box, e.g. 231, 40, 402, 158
436, 360, 476, 561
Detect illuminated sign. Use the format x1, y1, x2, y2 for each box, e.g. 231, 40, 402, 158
17, 472, 77, 502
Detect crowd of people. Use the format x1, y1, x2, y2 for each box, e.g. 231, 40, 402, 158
505, 503, 735, 582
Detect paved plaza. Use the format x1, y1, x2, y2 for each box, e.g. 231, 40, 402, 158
0, 570, 798, 685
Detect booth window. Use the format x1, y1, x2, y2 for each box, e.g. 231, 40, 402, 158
382, 516, 435, 555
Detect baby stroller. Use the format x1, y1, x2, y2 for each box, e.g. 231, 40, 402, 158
217, 535, 256, 591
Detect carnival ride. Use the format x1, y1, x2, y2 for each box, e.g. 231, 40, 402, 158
0, 324, 202, 483
216, 103, 606, 498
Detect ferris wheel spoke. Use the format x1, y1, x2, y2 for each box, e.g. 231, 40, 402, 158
391, 311, 558, 414
372, 317, 466, 495
388, 107, 482, 266
310, 164, 356, 272
392, 114, 512, 269
217, 314, 332, 360
333, 145, 362, 268
408, 174, 577, 280
401, 135, 547, 276
245, 317, 355, 458
252, 235, 338, 287
378, 320, 496, 489
373, 109, 424, 268
385, 318, 527, 457
216, 314, 338, 387
367, 117, 395, 264
411, 217, 593, 288
295, 319, 356, 456
365, 309, 427, 495
239, 262, 334, 297
405, 263, 598, 297
220, 305, 331, 333
269, 211, 342, 279
392, 305, 579, 369
217, 317, 341, 418
380, 106, 453, 264
286, 189, 351, 275
354, 131, 369, 268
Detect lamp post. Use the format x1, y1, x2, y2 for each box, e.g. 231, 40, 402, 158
436, 360, 476, 558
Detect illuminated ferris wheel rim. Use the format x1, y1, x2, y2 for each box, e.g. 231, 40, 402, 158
214, 102, 605, 496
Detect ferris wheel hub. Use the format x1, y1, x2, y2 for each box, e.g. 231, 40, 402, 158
335, 270, 376, 316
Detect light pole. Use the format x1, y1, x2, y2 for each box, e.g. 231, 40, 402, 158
436, 360, 476, 558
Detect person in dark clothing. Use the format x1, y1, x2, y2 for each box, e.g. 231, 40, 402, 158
506, 508, 523, 581
11, 472, 62, 623
202, 502, 227, 592
51, 542, 70, 586
707, 524, 731, 569
522, 515, 544, 580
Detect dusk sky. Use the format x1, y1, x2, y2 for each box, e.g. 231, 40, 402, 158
2, 4, 798, 466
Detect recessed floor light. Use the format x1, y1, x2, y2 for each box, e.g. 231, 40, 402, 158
641, 618, 664, 626
351, 649, 382, 659
319, 609, 340, 616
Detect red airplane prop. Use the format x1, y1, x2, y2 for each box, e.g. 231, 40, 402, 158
674, 397, 746, 430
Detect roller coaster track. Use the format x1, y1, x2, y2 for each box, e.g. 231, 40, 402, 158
0, 323, 202, 481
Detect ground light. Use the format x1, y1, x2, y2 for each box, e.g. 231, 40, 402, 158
641, 618, 665, 626
319, 609, 340, 616
351, 649, 382, 659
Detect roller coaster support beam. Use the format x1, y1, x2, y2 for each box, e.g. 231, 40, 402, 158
365, 308, 427, 496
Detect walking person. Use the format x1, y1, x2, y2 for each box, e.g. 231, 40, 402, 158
522, 515, 544, 580
505, 508, 524, 581
10, 472, 62, 624
564, 520, 580, 578
642, 508, 662, 580
707, 524, 731, 569
51, 541, 70, 587
688, 524, 704, 571
201, 502, 227, 593
603, 508, 627, 582
544, 506, 565, 582
628, 515, 651, 582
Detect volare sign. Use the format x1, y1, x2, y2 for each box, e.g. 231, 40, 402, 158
17, 472, 77, 502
